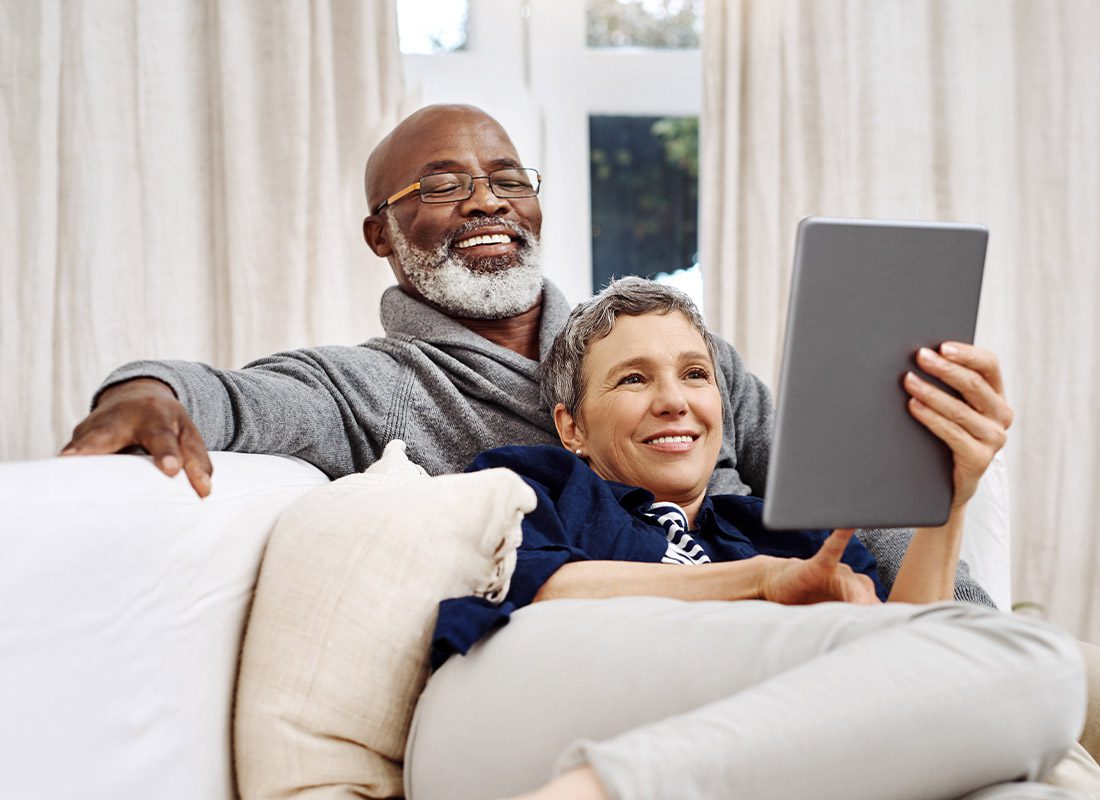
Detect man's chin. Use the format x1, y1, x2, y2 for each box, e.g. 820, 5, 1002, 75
453, 250, 524, 275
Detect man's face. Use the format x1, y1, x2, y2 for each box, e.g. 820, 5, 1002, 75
367, 108, 544, 319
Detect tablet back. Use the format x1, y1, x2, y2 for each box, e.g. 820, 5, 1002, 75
762, 217, 988, 530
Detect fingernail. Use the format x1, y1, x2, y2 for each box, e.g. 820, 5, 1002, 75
161, 455, 180, 473
918, 347, 937, 361
60, 447, 76, 456
940, 342, 960, 357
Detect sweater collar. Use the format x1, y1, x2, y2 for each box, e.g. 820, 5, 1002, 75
378, 279, 573, 363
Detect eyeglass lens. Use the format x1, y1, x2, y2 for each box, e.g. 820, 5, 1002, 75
419, 168, 539, 203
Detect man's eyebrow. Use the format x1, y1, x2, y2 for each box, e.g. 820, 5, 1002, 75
419, 157, 523, 174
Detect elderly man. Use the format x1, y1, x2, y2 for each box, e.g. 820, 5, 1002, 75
61, 103, 773, 508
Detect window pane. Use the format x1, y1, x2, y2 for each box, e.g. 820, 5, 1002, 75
587, 0, 703, 49
589, 115, 700, 305
398, 0, 469, 54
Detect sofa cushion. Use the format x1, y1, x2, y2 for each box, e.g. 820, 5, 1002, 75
233, 440, 536, 799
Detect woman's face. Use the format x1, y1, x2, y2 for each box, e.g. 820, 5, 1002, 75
557, 311, 723, 507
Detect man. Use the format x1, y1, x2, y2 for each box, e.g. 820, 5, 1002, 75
61, 104, 775, 504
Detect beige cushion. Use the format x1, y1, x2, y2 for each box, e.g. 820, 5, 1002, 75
234, 441, 536, 799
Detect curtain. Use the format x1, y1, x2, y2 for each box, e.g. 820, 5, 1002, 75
701, 0, 1100, 643
0, 0, 404, 461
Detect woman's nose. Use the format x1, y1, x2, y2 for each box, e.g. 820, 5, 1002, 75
651, 379, 689, 416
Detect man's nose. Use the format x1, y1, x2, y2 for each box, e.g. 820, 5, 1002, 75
458, 176, 510, 215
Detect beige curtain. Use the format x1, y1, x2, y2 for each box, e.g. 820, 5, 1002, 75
0, 1, 404, 461
701, 0, 1100, 643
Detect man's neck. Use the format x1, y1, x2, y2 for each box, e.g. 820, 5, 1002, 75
456, 298, 544, 361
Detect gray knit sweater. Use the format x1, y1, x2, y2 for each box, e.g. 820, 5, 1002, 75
97, 280, 992, 605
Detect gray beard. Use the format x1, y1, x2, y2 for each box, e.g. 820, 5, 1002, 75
384, 215, 544, 320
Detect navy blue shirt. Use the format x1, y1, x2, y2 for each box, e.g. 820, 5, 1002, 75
431, 445, 886, 667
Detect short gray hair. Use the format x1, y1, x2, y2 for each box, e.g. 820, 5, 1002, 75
538, 276, 717, 415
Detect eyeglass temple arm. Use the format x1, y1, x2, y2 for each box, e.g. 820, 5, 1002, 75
374, 181, 422, 215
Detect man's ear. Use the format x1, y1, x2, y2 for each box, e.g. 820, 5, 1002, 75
553, 403, 585, 453
363, 215, 392, 257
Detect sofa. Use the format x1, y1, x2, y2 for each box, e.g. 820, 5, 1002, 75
0, 450, 1013, 800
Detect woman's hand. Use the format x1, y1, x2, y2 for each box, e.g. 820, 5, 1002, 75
903, 343, 1013, 509
759, 529, 880, 605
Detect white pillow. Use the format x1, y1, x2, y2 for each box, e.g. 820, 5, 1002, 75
234, 441, 536, 799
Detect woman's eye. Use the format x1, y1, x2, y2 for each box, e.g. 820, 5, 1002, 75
685, 368, 710, 381
617, 374, 644, 386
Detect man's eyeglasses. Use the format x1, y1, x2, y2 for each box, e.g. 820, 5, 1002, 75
373, 167, 541, 215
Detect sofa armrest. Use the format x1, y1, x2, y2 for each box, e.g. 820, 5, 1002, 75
0, 452, 328, 800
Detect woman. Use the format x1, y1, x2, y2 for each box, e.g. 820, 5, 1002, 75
407, 278, 1085, 800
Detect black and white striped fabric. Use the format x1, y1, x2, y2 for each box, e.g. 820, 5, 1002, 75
642, 501, 712, 565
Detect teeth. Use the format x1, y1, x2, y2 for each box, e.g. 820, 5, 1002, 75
647, 435, 694, 445
455, 233, 512, 249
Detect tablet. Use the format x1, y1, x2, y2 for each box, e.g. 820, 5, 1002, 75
761, 217, 988, 530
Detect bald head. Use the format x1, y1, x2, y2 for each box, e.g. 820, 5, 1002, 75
365, 104, 520, 214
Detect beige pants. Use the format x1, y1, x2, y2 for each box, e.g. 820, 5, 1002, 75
407, 598, 1085, 800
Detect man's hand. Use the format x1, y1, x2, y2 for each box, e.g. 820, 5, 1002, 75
759, 529, 880, 605
903, 343, 1013, 509
60, 378, 213, 498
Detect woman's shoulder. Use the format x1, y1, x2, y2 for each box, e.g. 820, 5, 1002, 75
465, 443, 576, 473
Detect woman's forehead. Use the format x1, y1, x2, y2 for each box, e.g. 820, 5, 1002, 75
587, 312, 709, 368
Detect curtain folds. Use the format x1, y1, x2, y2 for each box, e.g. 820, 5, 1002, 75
1, 1, 404, 461
701, 0, 1100, 643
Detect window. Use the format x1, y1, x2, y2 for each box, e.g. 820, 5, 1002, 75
397, 0, 468, 54
589, 115, 698, 290
587, 0, 703, 49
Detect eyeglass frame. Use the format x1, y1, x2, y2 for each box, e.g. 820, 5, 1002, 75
372, 167, 542, 215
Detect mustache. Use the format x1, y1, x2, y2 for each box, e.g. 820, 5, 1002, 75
445, 217, 534, 248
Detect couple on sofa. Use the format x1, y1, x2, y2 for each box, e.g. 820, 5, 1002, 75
63, 103, 1093, 798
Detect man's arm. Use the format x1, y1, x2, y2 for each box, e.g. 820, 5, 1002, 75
709, 335, 774, 496
62, 346, 404, 495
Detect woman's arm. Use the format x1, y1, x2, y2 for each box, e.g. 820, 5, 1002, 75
891, 343, 1013, 602
534, 530, 880, 605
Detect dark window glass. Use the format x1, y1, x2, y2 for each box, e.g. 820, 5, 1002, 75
589, 115, 699, 293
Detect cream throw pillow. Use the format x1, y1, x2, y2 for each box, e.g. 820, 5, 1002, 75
234, 441, 536, 799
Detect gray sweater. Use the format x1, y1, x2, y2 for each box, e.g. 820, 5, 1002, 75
98, 280, 991, 605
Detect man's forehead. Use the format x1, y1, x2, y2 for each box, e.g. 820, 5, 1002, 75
367, 105, 522, 203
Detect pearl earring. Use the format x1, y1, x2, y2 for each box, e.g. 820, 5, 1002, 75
575, 448, 583, 457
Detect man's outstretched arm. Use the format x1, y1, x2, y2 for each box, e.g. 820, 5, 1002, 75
61, 377, 214, 497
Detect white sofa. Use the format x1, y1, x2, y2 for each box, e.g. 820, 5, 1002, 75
0, 451, 1012, 800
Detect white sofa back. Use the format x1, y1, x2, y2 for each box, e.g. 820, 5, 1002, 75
0, 450, 1010, 800
0, 453, 328, 800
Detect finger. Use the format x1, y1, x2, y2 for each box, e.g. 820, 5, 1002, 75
915, 347, 1013, 429
178, 424, 213, 498
939, 342, 1006, 396
908, 396, 1003, 468
814, 529, 856, 564
59, 423, 136, 456
904, 371, 1007, 450
140, 428, 186, 476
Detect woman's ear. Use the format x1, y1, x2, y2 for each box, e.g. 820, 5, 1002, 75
363, 215, 392, 257
553, 403, 585, 454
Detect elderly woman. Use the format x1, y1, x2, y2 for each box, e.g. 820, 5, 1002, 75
405, 278, 1085, 800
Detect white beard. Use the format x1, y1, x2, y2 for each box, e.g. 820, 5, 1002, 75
385, 215, 544, 319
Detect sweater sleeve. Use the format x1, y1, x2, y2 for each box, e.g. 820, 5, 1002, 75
855, 527, 996, 608
709, 336, 775, 497
92, 344, 405, 479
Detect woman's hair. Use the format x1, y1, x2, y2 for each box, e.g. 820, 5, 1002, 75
538, 276, 717, 415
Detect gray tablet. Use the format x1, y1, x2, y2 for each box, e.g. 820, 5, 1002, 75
761, 217, 988, 530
